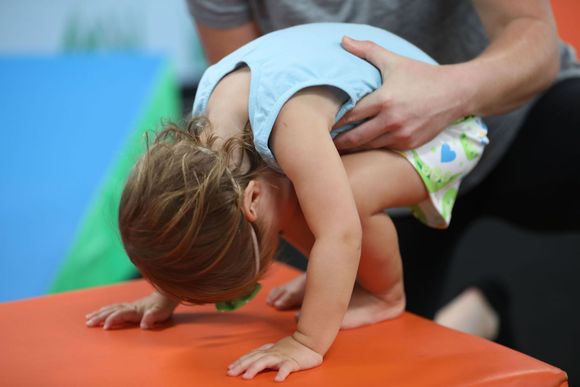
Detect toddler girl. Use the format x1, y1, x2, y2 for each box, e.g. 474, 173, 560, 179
86, 23, 488, 381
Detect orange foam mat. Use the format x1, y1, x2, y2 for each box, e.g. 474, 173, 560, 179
553, 0, 580, 50
0, 263, 567, 386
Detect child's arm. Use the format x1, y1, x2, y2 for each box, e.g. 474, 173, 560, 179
228, 88, 362, 380
85, 290, 179, 330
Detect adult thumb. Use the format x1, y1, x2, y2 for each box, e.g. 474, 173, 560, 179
341, 36, 394, 69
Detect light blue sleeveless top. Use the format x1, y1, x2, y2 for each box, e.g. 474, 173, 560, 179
192, 22, 437, 171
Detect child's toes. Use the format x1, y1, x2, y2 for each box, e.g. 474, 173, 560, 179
294, 310, 301, 321
273, 292, 298, 310
266, 287, 283, 305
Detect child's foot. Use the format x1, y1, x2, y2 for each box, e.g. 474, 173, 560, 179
434, 287, 500, 340
340, 285, 405, 330
266, 273, 307, 310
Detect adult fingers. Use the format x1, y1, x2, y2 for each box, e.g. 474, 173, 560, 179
333, 92, 383, 129
102, 308, 141, 330
334, 111, 392, 150
363, 132, 397, 149
347, 118, 402, 149
341, 36, 397, 69
362, 122, 431, 151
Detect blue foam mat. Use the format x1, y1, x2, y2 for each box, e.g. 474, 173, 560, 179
0, 54, 167, 301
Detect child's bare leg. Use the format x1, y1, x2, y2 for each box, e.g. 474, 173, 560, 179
269, 150, 428, 327
434, 287, 500, 340
269, 212, 404, 316
340, 150, 428, 329
340, 212, 405, 329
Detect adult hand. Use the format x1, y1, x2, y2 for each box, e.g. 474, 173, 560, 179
333, 36, 469, 152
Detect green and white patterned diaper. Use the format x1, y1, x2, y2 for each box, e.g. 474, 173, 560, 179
401, 116, 488, 229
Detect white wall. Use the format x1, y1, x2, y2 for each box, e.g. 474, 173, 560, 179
0, 0, 207, 84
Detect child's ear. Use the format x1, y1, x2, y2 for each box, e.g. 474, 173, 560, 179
241, 180, 260, 222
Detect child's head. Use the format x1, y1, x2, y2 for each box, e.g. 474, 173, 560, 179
119, 117, 278, 305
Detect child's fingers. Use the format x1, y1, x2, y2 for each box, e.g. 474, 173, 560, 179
228, 351, 265, 374
274, 360, 298, 382
241, 355, 282, 380
140, 308, 167, 329
86, 307, 120, 327
103, 309, 141, 330
227, 355, 262, 376
140, 310, 155, 329
85, 305, 120, 320
230, 343, 273, 366
228, 345, 273, 375
258, 343, 275, 351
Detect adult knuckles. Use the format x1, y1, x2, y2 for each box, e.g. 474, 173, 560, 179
407, 137, 423, 149
399, 128, 414, 142
358, 39, 378, 52
391, 127, 416, 149
386, 109, 415, 132
377, 99, 390, 113
377, 94, 394, 110
342, 131, 364, 147
385, 118, 404, 132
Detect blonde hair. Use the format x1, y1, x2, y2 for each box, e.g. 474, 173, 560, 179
119, 116, 278, 304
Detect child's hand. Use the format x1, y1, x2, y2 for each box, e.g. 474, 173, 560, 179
227, 335, 323, 382
85, 291, 179, 330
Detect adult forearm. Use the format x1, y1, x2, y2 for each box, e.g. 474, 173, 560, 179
457, 16, 560, 117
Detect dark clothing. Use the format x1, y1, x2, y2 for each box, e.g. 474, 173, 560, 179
400, 78, 580, 317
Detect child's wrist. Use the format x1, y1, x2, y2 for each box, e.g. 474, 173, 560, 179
152, 290, 180, 308
292, 330, 327, 357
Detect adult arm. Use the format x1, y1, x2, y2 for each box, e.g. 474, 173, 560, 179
195, 21, 261, 64
187, 0, 261, 63
334, 0, 560, 151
